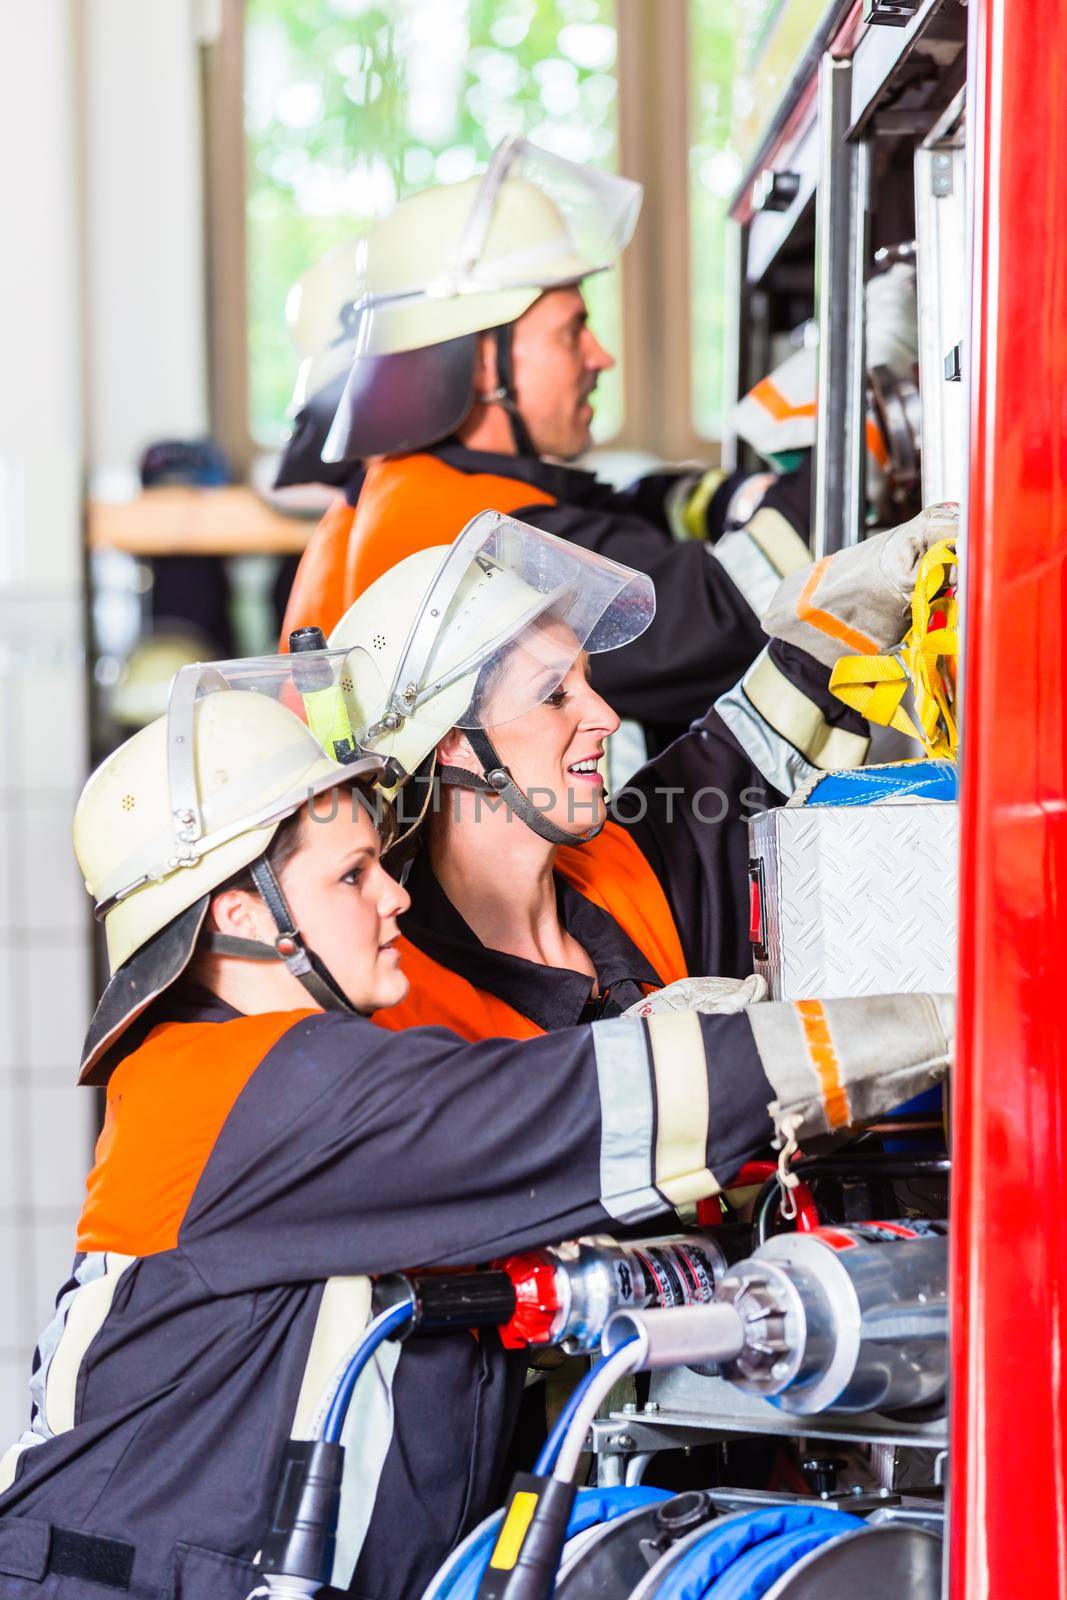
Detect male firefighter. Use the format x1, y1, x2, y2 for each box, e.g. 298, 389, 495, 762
277, 135, 813, 755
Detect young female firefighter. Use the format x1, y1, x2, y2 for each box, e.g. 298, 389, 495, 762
317, 505, 956, 1042
0, 531, 953, 1600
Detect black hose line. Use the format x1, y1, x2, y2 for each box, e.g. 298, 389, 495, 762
754, 1153, 951, 1245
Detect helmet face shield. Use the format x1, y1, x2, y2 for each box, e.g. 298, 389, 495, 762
462, 611, 588, 730
274, 365, 355, 489
317, 136, 643, 465
350, 136, 642, 356
321, 332, 479, 464
97, 657, 389, 917
446, 134, 644, 299
327, 511, 655, 774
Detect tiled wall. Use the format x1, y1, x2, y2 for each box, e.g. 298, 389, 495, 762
0, 1, 96, 1445
0, 0, 212, 1441
0, 588, 96, 1450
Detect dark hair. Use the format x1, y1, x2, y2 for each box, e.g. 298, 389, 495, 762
211, 775, 393, 900
181, 776, 391, 998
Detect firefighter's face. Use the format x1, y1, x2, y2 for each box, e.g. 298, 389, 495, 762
274, 798, 411, 1011
509, 285, 615, 459
444, 629, 620, 839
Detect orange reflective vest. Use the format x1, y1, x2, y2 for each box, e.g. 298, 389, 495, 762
281, 454, 556, 644
373, 823, 688, 1041
77, 1010, 316, 1256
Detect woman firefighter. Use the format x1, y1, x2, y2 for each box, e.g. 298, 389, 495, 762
319, 505, 955, 1042
0, 518, 954, 1600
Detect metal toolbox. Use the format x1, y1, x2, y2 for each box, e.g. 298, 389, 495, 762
747, 791, 958, 1000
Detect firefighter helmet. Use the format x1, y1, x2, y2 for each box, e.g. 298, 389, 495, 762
75, 688, 384, 1082
276, 136, 642, 477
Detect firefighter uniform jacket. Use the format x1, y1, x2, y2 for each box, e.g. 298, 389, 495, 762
0, 992, 780, 1600
373, 641, 870, 1040
280, 445, 812, 753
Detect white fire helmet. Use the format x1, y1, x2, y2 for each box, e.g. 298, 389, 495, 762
74, 683, 385, 1083
275, 135, 642, 479
324, 511, 655, 803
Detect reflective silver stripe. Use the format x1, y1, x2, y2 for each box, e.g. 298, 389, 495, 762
30, 1253, 106, 1442
591, 1017, 663, 1224
711, 506, 811, 615
710, 531, 786, 616
743, 649, 870, 770
44, 1253, 136, 1438
0, 1428, 34, 1494
716, 648, 869, 798
605, 719, 648, 791
717, 676, 817, 797
0, 1251, 136, 1493
332, 1340, 402, 1588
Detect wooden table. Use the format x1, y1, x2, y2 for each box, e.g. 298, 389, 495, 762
87, 486, 323, 557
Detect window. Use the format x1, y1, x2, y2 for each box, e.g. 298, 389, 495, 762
688, 1, 742, 441
688, 0, 826, 439
244, 0, 622, 448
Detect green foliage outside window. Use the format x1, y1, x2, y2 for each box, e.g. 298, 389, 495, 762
245, 0, 621, 447
689, 0, 742, 441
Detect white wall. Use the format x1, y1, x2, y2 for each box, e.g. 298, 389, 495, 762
0, 0, 214, 1444
83, 0, 210, 484
0, 0, 95, 1443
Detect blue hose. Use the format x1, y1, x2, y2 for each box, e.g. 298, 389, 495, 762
423, 1486, 670, 1600
322, 1300, 413, 1445
533, 1335, 640, 1476
648, 1507, 864, 1598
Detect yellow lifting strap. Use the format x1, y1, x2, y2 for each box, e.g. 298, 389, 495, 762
828, 538, 959, 758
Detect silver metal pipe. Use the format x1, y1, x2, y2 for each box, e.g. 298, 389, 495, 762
813, 55, 870, 557
603, 1303, 747, 1371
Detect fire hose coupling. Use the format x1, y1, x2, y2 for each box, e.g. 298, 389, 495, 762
255, 1234, 732, 1596
603, 1223, 949, 1417
375, 1231, 733, 1351
495, 1232, 731, 1351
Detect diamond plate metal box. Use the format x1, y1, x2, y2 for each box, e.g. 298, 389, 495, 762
748, 802, 958, 998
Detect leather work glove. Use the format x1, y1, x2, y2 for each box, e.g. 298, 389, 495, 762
748, 991, 954, 1151
625, 975, 769, 1017
761, 502, 959, 670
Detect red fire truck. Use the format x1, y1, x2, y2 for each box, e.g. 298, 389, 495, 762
726, 2, 1064, 1591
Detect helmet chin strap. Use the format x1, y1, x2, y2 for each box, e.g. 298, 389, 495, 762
484, 324, 539, 457
437, 725, 605, 847
201, 857, 357, 1013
